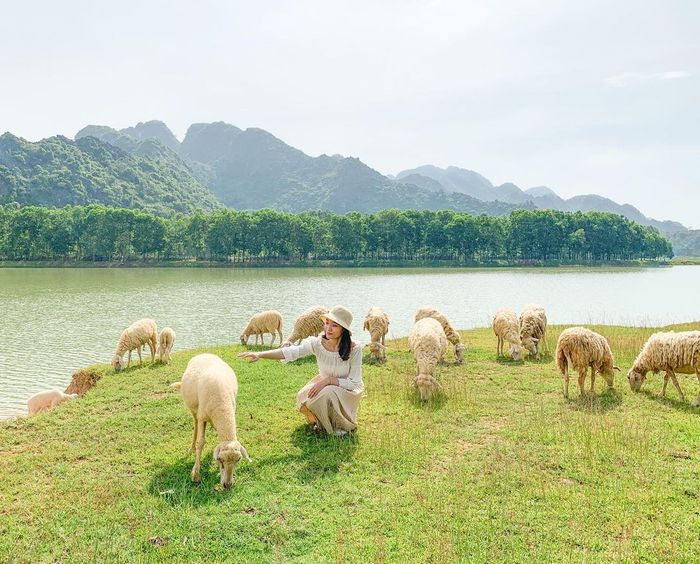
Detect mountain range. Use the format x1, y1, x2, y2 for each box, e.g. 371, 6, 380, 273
0, 119, 691, 249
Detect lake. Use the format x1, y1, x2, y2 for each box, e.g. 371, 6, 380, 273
1, 265, 698, 418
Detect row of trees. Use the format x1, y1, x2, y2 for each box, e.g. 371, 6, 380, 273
0, 204, 673, 263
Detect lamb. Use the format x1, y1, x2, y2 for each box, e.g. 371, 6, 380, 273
111, 318, 158, 370
555, 327, 619, 398
492, 308, 524, 361
415, 306, 466, 364
282, 305, 328, 346
408, 317, 447, 401
180, 353, 251, 489
157, 327, 176, 364
627, 331, 700, 405
27, 389, 79, 416
240, 310, 283, 346
519, 304, 549, 359
363, 306, 390, 361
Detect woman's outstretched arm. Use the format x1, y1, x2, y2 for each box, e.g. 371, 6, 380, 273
238, 348, 286, 362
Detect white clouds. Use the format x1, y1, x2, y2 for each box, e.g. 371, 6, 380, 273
605, 71, 692, 87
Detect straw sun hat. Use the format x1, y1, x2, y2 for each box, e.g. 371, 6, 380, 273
320, 305, 353, 335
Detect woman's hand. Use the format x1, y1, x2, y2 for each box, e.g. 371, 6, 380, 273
237, 351, 260, 363
307, 376, 331, 398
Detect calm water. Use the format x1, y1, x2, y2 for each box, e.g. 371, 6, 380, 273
1, 266, 698, 418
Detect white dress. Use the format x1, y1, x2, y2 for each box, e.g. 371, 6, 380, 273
282, 336, 364, 433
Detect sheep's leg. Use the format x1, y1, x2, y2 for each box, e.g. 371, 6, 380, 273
127, 350, 132, 367
496, 336, 502, 356
661, 373, 669, 397
667, 369, 685, 402
191, 419, 206, 483
562, 364, 570, 399
279, 329, 284, 344
137, 346, 143, 365
692, 370, 700, 407
149, 337, 156, 362
189, 415, 198, 453
577, 369, 587, 396
590, 368, 596, 394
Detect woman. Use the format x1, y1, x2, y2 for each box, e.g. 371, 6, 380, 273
238, 305, 363, 436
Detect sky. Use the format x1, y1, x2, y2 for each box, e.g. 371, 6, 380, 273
1, 0, 698, 227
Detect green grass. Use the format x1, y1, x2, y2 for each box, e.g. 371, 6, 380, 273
2, 323, 700, 562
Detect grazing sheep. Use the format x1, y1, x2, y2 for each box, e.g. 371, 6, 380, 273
492, 308, 524, 361
158, 327, 176, 364
555, 327, 619, 398
282, 305, 328, 347
519, 304, 549, 359
408, 317, 447, 401
180, 353, 251, 489
111, 318, 157, 370
627, 331, 700, 405
415, 306, 466, 364
27, 389, 78, 416
363, 306, 390, 361
240, 310, 283, 346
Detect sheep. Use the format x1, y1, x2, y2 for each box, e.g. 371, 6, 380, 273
157, 327, 176, 364
415, 306, 466, 364
408, 317, 447, 401
282, 305, 328, 347
180, 353, 251, 489
240, 310, 283, 346
111, 318, 157, 370
519, 304, 549, 359
363, 306, 390, 361
555, 327, 619, 398
627, 331, 700, 405
492, 308, 524, 361
27, 389, 79, 416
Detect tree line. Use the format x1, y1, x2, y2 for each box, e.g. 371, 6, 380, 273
0, 204, 673, 263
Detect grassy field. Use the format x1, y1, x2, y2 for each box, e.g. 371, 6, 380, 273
1, 323, 699, 562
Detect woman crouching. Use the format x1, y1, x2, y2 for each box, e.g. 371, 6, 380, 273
238, 305, 363, 436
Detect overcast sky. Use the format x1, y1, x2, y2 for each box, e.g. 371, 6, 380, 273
1, 0, 698, 227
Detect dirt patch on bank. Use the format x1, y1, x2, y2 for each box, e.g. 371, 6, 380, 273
64, 369, 101, 395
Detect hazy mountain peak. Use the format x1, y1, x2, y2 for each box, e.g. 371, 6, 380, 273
525, 186, 558, 198
119, 120, 180, 151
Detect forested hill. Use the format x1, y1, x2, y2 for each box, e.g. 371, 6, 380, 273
75, 122, 521, 216
0, 133, 220, 214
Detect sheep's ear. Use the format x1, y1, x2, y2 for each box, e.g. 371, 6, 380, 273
613, 365, 621, 372
213, 445, 220, 462
532, 337, 539, 343
239, 444, 251, 462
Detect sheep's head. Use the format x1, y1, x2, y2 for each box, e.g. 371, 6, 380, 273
413, 373, 441, 402
369, 341, 387, 359
239, 334, 247, 346
214, 440, 251, 489
521, 337, 539, 357
454, 343, 466, 364
111, 355, 125, 371
509, 343, 524, 362
627, 368, 646, 392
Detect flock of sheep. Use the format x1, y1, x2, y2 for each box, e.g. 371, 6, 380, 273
24, 303, 700, 490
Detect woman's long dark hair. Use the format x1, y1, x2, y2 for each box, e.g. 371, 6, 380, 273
338, 328, 352, 361
324, 327, 352, 361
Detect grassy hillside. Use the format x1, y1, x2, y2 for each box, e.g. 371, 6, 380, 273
1, 323, 699, 561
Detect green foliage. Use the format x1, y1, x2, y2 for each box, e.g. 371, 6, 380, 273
0, 205, 673, 262
0, 133, 221, 215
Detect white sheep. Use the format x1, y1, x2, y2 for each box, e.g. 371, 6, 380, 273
180, 353, 251, 489
363, 306, 390, 361
27, 389, 79, 416
240, 310, 283, 346
519, 304, 549, 359
415, 306, 466, 364
555, 327, 619, 398
408, 317, 447, 401
111, 318, 158, 370
492, 308, 524, 361
157, 327, 176, 364
282, 305, 328, 347
627, 331, 700, 405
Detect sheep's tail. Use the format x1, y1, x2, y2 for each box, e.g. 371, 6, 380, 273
170, 381, 182, 391
556, 345, 568, 375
